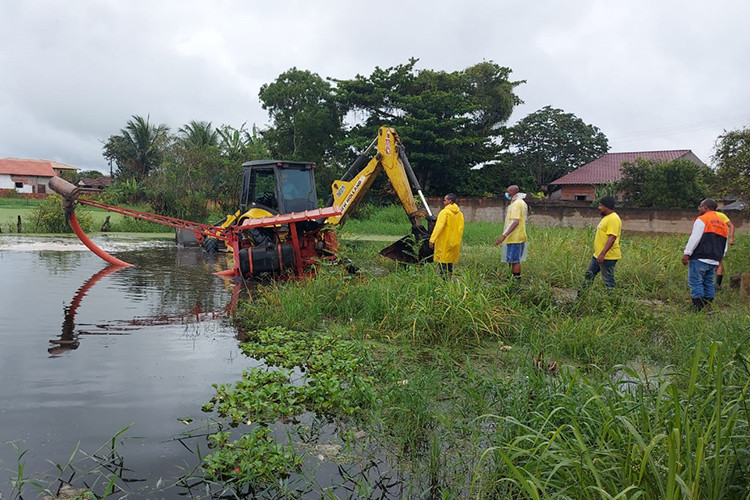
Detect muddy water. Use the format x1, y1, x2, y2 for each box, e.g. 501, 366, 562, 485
0, 234, 250, 498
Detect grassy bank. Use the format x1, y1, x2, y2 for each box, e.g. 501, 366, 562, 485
6, 201, 749, 497
194, 206, 750, 498
0, 197, 171, 233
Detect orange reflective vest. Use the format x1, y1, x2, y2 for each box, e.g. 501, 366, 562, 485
691, 211, 728, 261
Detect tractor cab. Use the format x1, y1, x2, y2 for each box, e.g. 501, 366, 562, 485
239, 160, 317, 215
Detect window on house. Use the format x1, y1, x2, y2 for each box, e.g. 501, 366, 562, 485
574, 195, 587, 201
15, 182, 23, 189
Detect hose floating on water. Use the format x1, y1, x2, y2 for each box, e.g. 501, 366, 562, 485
48, 176, 133, 267
67, 212, 133, 267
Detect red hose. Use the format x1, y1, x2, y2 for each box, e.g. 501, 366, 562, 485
69, 213, 133, 267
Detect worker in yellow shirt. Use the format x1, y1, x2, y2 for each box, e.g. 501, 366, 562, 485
495, 185, 528, 281
583, 196, 622, 288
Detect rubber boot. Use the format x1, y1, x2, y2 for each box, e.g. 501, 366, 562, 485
691, 297, 705, 311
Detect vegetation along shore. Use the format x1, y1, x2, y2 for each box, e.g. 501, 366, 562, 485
193, 205, 750, 498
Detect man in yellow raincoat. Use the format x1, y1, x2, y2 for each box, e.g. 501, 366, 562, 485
429, 193, 465, 278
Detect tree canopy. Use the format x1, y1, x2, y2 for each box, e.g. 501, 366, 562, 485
103, 115, 170, 181
502, 106, 609, 192
332, 59, 524, 195
713, 126, 750, 199
98, 61, 620, 219
259, 67, 344, 165
178, 121, 219, 148
618, 158, 713, 209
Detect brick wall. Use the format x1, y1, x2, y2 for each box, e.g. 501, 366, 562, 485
427, 197, 749, 234
0, 189, 46, 199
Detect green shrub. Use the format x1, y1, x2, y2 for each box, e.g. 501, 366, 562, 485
29, 195, 94, 233
109, 216, 171, 233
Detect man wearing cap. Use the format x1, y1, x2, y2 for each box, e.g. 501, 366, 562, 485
583, 196, 622, 288
682, 198, 728, 310
495, 184, 528, 281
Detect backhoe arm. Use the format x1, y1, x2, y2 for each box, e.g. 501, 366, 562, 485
326, 127, 432, 229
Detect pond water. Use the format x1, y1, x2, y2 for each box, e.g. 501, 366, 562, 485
0, 235, 404, 499
0, 234, 250, 498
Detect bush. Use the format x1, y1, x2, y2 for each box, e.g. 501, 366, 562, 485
29, 195, 94, 233
109, 216, 171, 233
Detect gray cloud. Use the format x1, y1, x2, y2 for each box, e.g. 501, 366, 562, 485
1, 0, 748, 172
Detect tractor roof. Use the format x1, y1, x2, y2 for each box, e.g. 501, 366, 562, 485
241, 160, 315, 169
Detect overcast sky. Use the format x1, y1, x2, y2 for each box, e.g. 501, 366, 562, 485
1, 0, 749, 174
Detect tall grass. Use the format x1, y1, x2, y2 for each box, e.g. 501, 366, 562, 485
472, 339, 750, 499
223, 215, 750, 496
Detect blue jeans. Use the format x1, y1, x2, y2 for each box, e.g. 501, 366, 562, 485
688, 259, 717, 299
584, 257, 617, 288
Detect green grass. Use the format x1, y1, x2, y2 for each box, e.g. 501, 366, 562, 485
197, 216, 750, 497
7, 199, 750, 497
0, 197, 171, 233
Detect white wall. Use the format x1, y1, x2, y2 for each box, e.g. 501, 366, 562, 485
0, 174, 33, 193
0, 174, 15, 189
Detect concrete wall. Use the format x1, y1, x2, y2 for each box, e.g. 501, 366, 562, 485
427, 197, 750, 234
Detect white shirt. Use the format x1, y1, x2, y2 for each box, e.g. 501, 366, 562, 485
683, 218, 727, 265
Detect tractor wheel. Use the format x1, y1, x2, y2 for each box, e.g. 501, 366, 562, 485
203, 237, 219, 254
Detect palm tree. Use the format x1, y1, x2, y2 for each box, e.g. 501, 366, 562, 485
217, 123, 270, 163
104, 115, 170, 180
178, 120, 218, 149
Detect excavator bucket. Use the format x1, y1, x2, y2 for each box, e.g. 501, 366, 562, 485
379, 227, 433, 264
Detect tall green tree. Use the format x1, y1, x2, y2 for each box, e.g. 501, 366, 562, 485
503, 106, 609, 192
713, 126, 750, 198
333, 59, 524, 195
103, 115, 170, 181
259, 68, 345, 197
259, 68, 344, 163
618, 158, 713, 209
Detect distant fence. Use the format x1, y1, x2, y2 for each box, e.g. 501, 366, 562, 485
426, 197, 749, 235
0, 189, 45, 200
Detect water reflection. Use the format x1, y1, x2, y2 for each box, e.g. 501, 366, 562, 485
51, 264, 127, 357
49, 257, 249, 357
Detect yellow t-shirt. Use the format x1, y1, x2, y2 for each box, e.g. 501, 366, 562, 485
717, 212, 730, 224
593, 212, 622, 260
504, 198, 528, 244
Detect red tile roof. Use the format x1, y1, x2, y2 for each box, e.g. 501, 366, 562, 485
551, 151, 695, 185
0, 158, 76, 177
78, 177, 112, 188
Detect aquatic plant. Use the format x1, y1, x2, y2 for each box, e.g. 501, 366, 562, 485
6, 425, 131, 499
218, 221, 750, 496
199, 326, 375, 494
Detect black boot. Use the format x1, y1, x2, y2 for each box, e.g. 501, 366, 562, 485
692, 298, 705, 311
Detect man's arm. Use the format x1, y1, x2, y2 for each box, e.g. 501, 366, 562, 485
495, 219, 519, 246
596, 235, 617, 264
728, 220, 736, 245
682, 219, 705, 265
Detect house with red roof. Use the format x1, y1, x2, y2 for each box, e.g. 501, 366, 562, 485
0, 158, 78, 194
77, 176, 112, 192
549, 150, 705, 202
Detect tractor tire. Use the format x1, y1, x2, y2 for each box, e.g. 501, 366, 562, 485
203, 237, 219, 254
